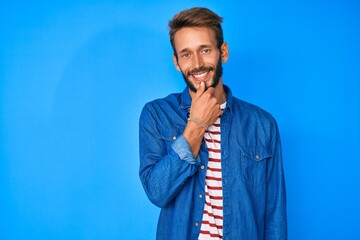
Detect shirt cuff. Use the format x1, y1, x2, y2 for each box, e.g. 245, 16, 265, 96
171, 135, 200, 165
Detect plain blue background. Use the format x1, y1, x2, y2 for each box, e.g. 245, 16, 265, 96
1, 0, 360, 239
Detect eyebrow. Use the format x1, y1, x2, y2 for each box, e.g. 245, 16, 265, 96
178, 44, 213, 54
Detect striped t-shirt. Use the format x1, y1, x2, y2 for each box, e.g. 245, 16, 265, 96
198, 102, 226, 240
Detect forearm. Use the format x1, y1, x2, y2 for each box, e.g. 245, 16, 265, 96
140, 150, 199, 207
140, 134, 200, 208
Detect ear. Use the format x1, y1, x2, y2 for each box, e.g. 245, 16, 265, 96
220, 42, 229, 63
172, 54, 181, 72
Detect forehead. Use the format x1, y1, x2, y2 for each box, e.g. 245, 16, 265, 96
173, 27, 217, 52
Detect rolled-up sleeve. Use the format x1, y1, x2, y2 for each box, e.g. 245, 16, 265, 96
171, 135, 201, 165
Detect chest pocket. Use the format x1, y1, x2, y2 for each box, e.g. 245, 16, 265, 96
240, 146, 272, 186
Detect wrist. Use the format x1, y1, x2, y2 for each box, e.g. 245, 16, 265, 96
182, 119, 206, 159
188, 116, 209, 130
183, 120, 206, 139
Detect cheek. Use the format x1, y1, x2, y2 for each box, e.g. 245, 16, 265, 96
179, 60, 190, 68
178, 62, 191, 74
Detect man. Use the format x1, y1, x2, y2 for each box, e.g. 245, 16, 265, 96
139, 7, 287, 240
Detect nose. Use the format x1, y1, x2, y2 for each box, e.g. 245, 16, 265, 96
192, 53, 204, 69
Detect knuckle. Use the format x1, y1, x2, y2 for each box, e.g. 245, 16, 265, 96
210, 98, 217, 104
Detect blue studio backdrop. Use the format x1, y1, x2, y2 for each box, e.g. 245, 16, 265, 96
1, 0, 360, 239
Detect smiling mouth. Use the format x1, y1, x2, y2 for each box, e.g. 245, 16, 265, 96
192, 71, 209, 79
189, 67, 213, 81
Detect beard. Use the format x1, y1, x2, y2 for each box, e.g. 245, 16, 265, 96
181, 57, 223, 93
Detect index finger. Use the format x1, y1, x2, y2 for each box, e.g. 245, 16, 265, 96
194, 81, 206, 98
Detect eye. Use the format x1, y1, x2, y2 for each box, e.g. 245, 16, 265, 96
182, 52, 191, 58
201, 48, 210, 54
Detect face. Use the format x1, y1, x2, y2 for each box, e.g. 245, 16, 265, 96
172, 27, 228, 92
180, 57, 222, 92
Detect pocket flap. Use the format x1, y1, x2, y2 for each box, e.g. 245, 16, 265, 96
240, 146, 272, 161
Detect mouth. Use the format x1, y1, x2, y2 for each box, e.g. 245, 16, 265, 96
188, 67, 213, 82
191, 70, 209, 80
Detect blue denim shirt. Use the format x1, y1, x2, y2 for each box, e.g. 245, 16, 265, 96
139, 86, 287, 239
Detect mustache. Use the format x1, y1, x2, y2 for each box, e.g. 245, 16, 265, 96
188, 66, 214, 76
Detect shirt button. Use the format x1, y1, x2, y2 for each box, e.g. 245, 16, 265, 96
172, 136, 176, 140
200, 165, 205, 170
199, 194, 203, 198
195, 222, 199, 227
256, 155, 260, 159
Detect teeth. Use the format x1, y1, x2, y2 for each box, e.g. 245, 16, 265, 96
193, 72, 207, 78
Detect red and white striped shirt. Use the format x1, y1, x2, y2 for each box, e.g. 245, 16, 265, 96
198, 103, 226, 240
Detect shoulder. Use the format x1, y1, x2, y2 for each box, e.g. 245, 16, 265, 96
142, 92, 181, 111
230, 97, 281, 146
233, 97, 274, 117
140, 92, 182, 123
231, 97, 278, 127
224, 85, 276, 124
